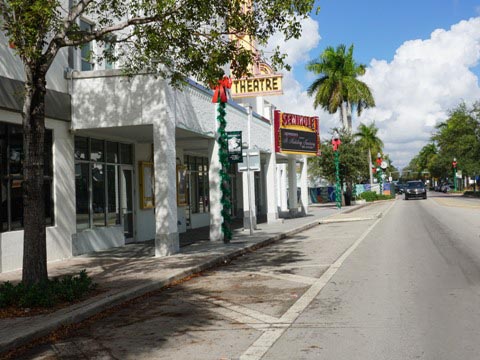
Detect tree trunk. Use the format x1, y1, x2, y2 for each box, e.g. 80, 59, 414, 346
22, 64, 48, 286
368, 148, 373, 186
346, 102, 353, 132
339, 102, 348, 130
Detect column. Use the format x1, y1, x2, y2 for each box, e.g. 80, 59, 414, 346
287, 158, 298, 216
242, 169, 257, 230
209, 139, 223, 242
277, 164, 288, 212
265, 152, 278, 223
299, 156, 309, 215
153, 121, 179, 256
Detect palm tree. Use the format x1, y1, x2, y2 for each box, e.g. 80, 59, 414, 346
354, 122, 384, 185
307, 44, 375, 132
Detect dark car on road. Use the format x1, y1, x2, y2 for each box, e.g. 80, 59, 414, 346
405, 180, 427, 200
395, 183, 406, 194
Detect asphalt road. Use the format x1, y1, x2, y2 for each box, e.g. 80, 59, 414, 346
19, 192, 480, 360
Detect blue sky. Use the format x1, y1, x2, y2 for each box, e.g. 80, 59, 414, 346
267, 0, 480, 170
313, 0, 480, 63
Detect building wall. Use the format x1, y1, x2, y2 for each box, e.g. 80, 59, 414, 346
71, 72, 272, 151
0, 109, 75, 272
135, 143, 155, 242
0, 32, 70, 93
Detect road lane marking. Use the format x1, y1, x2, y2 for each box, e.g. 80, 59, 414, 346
239, 200, 396, 360
244, 271, 317, 285
192, 294, 280, 325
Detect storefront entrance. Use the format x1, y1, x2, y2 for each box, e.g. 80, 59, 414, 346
121, 166, 134, 242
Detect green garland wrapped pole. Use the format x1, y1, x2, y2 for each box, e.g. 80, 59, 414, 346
212, 76, 233, 242
331, 132, 342, 209
376, 154, 383, 195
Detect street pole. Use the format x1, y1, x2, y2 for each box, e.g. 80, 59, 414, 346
332, 131, 342, 209
379, 168, 383, 195
246, 106, 254, 235
453, 158, 457, 192
334, 150, 341, 209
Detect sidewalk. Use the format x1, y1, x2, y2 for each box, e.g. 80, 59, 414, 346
0, 200, 392, 355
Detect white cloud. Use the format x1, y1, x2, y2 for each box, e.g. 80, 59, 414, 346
361, 17, 480, 170
264, 17, 340, 138
263, 17, 321, 67
265, 17, 480, 171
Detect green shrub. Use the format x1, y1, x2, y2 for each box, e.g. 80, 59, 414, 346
358, 191, 377, 202
0, 270, 96, 309
358, 191, 394, 202
463, 191, 480, 197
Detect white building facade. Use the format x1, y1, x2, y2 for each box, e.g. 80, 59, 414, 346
0, 26, 311, 273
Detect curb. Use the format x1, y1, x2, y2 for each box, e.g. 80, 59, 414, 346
0, 218, 323, 356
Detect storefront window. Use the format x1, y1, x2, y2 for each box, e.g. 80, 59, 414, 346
184, 156, 209, 214
106, 142, 119, 163
120, 143, 132, 164
90, 139, 104, 162
107, 165, 120, 225
75, 163, 89, 231
0, 122, 54, 233
75, 137, 132, 231
92, 164, 105, 227
75, 137, 88, 160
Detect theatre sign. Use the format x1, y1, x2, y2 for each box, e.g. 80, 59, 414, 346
231, 74, 283, 98
274, 110, 320, 156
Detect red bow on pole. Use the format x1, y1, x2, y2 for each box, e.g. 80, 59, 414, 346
331, 138, 341, 151
211, 76, 232, 103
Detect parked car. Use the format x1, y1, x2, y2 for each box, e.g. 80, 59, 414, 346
441, 183, 454, 193
395, 183, 406, 194
405, 180, 427, 200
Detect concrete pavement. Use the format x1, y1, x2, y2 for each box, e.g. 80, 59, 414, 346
0, 200, 392, 356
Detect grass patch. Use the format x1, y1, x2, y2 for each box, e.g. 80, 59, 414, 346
0, 270, 97, 311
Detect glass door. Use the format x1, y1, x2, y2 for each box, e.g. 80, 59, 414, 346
121, 166, 134, 242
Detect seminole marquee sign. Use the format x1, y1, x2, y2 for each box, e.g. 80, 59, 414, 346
274, 111, 320, 156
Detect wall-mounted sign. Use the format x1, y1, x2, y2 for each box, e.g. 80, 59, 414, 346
238, 149, 261, 172
226, 131, 243, 163
231, 74, 283, 98
274, 111, 320, 156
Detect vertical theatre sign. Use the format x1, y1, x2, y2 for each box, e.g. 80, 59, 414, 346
274, 111, 320, 156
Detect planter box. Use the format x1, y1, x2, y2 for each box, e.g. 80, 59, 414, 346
352, 199, 366, 205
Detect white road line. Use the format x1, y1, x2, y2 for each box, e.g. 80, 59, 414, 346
244, 271, 317, 285
193, 294, 280, 325
239, 200, 396, 360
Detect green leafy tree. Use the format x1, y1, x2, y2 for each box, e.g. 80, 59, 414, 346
354, 122, 383, 185
432, 102, 480, 178
0, 0, 315, 286
310, 128, 367, 195
306, 44, 375, 132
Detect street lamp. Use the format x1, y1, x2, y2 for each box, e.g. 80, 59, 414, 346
452, 157, 457, 191
332, 131, 342, 209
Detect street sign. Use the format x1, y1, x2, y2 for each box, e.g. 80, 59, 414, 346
238, 149, 260, 172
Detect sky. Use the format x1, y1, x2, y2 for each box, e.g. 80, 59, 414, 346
265, 0, 480, 171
